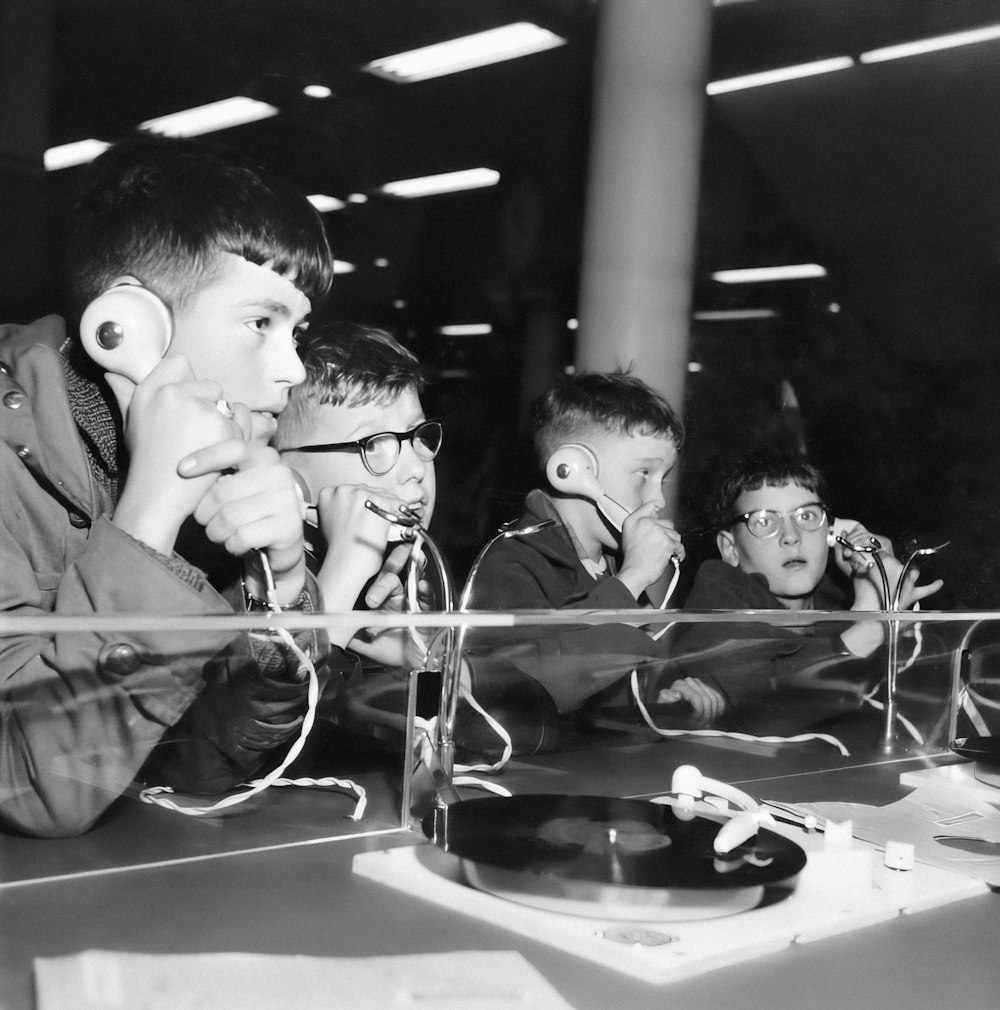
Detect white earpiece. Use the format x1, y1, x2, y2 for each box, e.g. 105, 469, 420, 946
80, 284, 172, 383
545, 443, 630, 531
827, 516, 857, 547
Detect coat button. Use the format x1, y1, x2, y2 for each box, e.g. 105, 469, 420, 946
3, 390, 25, 409
0, 360, 10, 376
68, 511, 90, 528
16, 445, 31, 460
99, 643, 142, 676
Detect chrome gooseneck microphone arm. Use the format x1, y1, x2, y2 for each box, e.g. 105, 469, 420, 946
364, 499, 553, 810
836, 533, 948, 753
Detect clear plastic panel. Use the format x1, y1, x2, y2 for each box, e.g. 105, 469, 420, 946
0, 607, 989, 883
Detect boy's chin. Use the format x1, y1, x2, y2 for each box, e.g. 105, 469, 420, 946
771, 576, 822, 602
250, 411, 278, 444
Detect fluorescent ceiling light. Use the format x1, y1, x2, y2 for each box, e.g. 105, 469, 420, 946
308, 194, 346, 213
380, 168, 500, 198
712, 264, 827, 283
139, 97, 278, 137
363, 22, 566, 83
437, 324, 493, 336
860, 24, 1000, 64
693, 308, 779, 320
44, 138, 110, 171
707, 56, 853, 95
333, 260, 355, 275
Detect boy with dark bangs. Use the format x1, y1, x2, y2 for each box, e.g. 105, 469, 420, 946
674, 444, 943, 735
0, 135, 350, 835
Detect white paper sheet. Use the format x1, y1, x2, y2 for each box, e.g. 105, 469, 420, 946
33, 949, 575, 1010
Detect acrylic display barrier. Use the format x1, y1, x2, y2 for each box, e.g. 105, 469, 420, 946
0, 606, 991, 887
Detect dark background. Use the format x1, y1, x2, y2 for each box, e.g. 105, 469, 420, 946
3, 0, 1000, 604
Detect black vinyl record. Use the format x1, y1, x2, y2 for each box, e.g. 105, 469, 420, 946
422, 794, 806, 921
950, 735, 1000, 766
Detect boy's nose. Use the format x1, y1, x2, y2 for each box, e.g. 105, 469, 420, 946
779, 516, 801, 543
275, 332, 307, 387
645, 488, 667, 512
395, 438, 428, 482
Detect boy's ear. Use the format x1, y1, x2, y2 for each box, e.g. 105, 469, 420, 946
545, 443, 601, 497
717, 529, 740, 567
79, 280, 172, 383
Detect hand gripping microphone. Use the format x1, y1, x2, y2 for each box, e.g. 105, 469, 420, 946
545, 442, 681, 612
80, 284, 172, 383
545, 443, 630, 531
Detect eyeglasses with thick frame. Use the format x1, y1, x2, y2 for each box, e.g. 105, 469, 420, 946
726, 502, 829, 540
285, 419, 443, 476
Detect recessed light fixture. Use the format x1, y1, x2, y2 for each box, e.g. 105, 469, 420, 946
860, 24, 1000, 63
693, 309, 779, 321
380, 168, 500, 198
44, 138, 110, 171
347, 193, 368, 204
437, 324, 493, 336
707, 56, 853, 95
712, 264, 827, 284
302, 84, 333, 99
308, 194, 346, 213
363, 22, 566, 83
138, 97, 278, 138
333, 260, 356, 275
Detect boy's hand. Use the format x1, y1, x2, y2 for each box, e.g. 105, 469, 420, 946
313, 485, 416, 618
850, 550, 942, 611
365, 542, 418, 610
841, 541, 943, 658
831, 520, 895, 580
893, 565, 943, 609
110, 353, 246, 555
616, 502, 685, 600
181, 436, 307, 606
656, 676, 726, 726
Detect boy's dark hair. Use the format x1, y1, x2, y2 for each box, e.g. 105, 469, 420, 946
706, 444, 828, 530
531, 368, 684, 465
68, 134, 334, 314
274, 322, 424, 449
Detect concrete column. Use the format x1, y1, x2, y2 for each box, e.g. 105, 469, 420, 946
576, 0, 711, 511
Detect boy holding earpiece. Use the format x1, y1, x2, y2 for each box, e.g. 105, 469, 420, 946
275, 322, 439, 666
672, 444, 944, 736
464, 369, 725, 725
0, 136, 360, 836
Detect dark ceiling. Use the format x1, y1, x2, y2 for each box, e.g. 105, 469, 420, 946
6, 0, 1000, 601
24, 0, 1000, 342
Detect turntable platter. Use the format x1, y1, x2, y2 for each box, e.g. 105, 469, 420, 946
950, 735, 1000, 766
422, 794, 806, 921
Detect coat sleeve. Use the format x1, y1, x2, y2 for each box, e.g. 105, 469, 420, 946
0, 517, 239, 837
672, 562, 879, 735
138, 574, 359, 796
462, 545, 671, 714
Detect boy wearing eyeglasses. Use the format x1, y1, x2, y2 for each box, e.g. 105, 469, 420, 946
674, 444, 943, 734
275, 322, 439, 665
